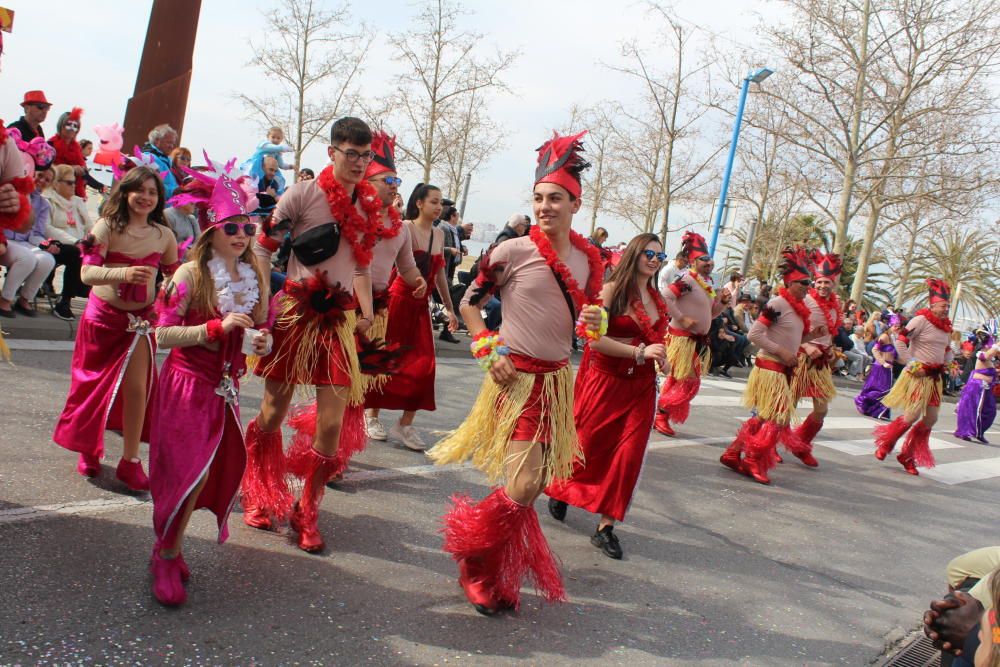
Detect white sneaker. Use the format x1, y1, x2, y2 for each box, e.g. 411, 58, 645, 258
390, 423, 427, 451
366, 417, 387, 441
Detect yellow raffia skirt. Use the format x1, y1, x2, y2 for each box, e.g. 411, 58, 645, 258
883, 367, 942, 418
427, 362, 581, 487
791, 353, 837, 403
742, 362, 797, 426
255, 293, 365, 405
665, 332, 710, 381
362, 308, 391, 394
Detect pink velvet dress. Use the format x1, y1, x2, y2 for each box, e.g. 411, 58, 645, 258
52, 251, 162, 458
149, 262, 263, 549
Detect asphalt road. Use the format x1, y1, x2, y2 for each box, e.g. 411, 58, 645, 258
2, 345, 999, 666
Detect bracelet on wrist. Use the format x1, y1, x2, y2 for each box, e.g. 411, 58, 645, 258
634, 343, 646, 365
470, 329, 509, 371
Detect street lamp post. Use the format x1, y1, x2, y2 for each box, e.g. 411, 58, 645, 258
707, 67, 773, 258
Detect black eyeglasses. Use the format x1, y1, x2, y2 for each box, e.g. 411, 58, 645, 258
220, 222, 257, 236
333, 147, 376, 163
642, 249, 667, 262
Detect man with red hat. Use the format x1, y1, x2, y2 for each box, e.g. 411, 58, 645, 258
719, 246, 827, 485
654, 230, 723, 436
788, 249, 844, 466
428, 130, 606, 615
241, 117, 380, 553
9, 91, 50, 143
873, 279, 954, 475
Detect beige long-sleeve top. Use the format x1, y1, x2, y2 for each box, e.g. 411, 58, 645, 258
895, 314, 954, 366
366, 215, 417, 292
43, 189, 92, 244
80, 219, 179, 311
804, 292, 837, 347
663, 270, 723, 335
462, 235, 592, 362
748, 295, 806, 363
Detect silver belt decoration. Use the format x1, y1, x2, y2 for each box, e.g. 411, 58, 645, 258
127, 313, 152, 336
214, 362, 244, 405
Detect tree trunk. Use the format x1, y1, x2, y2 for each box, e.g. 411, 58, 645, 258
895, 218, 918, 307
833, 0, 871, 255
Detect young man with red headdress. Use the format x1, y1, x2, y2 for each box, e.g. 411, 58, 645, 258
242, 117, 380, 553
653, 230, 723, 436
788, 250, 844, 466
719, 246, 827, 485
872, 279, 954, 475
427, 130, 606, 615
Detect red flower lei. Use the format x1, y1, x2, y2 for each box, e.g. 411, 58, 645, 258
915, 307, 953, 333
631, 284, 668, 345
778, 287, 812, 334
316, 166, 382, 267
808, 288, 842, 334
376, 202, 403, 241
529, 226, 603, 309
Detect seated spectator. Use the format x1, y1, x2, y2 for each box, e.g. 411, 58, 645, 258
494, 213, 528, 244
298, 167, 315, 181
169, 147, 192, 189
164, 202, 199, 252
141, 124, 179, 197
849, 325, 871, 376
42, 164, 92, 320
720, 290, 749, 367
722, 271, 744, 301
9, 90, 50, 142
77, 140, 107, 195
733, 294, 758, 359
923, 547, 1000, 664
708, 313, 737, 378
0, 196, 56, 318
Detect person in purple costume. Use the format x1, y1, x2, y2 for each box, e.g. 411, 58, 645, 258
954, 340, 999, 443
855, 315, 902, 420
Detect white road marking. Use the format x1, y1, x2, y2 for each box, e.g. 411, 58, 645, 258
648, 436, 728, 450
813, 437, 962, 457
690, 395, 744, 406
922, 458, 1000, 485
0, 496, 147, 525
5, 339, 76, 351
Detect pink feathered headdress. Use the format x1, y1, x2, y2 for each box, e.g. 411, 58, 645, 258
168, 151, 259, 230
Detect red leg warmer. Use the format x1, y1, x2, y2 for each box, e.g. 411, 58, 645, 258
784, 418, 819, 467
287, 445, 343, 553
794, 413, 824, 446
901, 420, 935, 469
287, 402, 367, 474
873, 416, 910, 461
442, 488, 565, 611
657, 376, 700, 424
241, 418, 293, 523
744, 420, 784, 484
720, 417, 761, 473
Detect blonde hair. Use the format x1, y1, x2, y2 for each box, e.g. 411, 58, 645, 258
186, 229, 267, 323
51, 163, 75, 185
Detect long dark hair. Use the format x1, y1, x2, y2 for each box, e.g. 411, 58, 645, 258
99, 166, 168, 234
605, 233, 662, 317
405, 183, 440, 221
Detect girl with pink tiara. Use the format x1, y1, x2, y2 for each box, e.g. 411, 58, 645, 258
53, 166, 179, 490
148, 157, 271, 606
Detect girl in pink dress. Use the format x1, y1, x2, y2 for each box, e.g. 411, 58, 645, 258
149, 164, 271, 606
53, 166, 179, 490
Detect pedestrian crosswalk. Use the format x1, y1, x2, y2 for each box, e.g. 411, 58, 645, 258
663, 374, 1000, 487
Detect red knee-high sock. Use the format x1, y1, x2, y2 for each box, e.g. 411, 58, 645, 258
242, 418, 293, 520
794, 413, 824, 446
721, 417, 761, 472
658, 376, 700, 424
900, 420, 935, 468
873, 416, 910, 460
286, 444, 344, 552
442, 488, 565, 610
288, 402, 367, 473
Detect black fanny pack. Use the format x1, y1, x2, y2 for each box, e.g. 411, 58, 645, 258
291, 222, 340, 266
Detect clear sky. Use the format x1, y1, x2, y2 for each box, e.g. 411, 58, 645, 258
3, 0, 783, 247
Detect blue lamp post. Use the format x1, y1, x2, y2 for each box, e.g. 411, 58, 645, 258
707, 67, 774, 258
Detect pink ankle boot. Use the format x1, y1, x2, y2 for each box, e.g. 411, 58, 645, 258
150, 551, 187, 606
116, 458, 150, 491
77, 452, 100, 478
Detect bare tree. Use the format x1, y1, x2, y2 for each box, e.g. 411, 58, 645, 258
604, 4, 724, 242
373, 0, 517, 185
563, 102, 623, 236
437, 86, 504, 203
237, 0, 374, 173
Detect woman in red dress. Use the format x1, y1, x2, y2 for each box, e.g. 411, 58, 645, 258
545, 233, 668, 559
365, 183, 459, 451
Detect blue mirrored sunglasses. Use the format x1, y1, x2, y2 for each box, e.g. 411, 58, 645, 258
382, 176, 403, 186
642, 249, 668, 262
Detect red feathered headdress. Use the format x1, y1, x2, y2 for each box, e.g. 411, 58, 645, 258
365, 131, 396, 179
681, 231, 710, 261
779, 245, 811, 284
68, 107, 83, 123
810, 249, 842, 281
927, 278, 951, 304
535, 130, 589, 199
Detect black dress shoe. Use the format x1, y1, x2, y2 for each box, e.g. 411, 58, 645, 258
591, 525, 623, 560
438, 329, 460, 344
547, 497, 567, 521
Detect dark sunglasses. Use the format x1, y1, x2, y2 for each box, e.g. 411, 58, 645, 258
793, 279, 811, 286
642, 249, 668, 262
220, 222, 257, 236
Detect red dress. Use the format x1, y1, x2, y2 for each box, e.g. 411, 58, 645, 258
546, 314, 659, 522
365, 249, 444, 411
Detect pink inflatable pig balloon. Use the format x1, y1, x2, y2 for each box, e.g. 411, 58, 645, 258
93, 123, 124, 166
